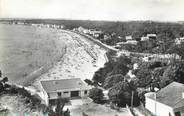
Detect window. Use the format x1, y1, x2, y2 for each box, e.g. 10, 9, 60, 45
84, 90, 88, 94
64, 91, 69, 94
175, 112, 181, 116
57, 92, 61, 96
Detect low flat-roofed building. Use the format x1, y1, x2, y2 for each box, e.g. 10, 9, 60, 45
125, 36, 133, 40
126, 40, 138, 45
145, 82, 184, 116
141, 34, 157, 41
147, 34, 157, 38
41, 78, 91, 105
141, 36, 149, 41
116, 40, 137, 45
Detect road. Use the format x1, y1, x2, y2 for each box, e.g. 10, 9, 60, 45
73, 31, 118, 52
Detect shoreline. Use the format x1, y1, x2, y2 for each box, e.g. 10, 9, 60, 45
22, 45, 67, 86
31, 29, 108, 92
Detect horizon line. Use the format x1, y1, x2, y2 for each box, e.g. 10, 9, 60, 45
0, 17, 183, 23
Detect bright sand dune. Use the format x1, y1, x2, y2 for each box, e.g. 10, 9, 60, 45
32, 30, 107, 91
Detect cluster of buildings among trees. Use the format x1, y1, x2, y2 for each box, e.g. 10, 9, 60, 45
87, 50, 184, 115
72, 24, 184, 60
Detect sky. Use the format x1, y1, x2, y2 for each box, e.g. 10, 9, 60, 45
0, 0, 184, 21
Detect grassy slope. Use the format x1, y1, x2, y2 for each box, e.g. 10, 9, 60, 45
0, 24, 66, 85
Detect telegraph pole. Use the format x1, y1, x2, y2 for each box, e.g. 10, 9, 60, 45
131, 91, 134, 108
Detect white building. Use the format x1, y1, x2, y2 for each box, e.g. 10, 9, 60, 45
133, 63, 138, 70
147, 34, 157, 39
175, 37, 184, 45
116, 40, 137, 45
142, 54, 181, 62
41, 78, 91, 105
89, 29, 103, 37
78, 26, 86, 33
126, 40, 138, 45
145, 82, 184, 116
141, 36, 149, 41
141, 34, 157, 41
125, 36, 133, 41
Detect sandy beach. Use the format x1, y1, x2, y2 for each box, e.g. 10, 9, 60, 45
32, 30, 107, 91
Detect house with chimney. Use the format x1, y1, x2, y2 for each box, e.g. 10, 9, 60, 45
145, 82, 184, 116
40, 78, 91, 105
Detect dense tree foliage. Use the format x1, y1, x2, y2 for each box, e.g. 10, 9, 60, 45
92, 56, 131, 86
132, 61, 167, 88
103, 74, 124, 89
0, 70, 9, 93
1, 77, 8, 83
108, 81, 140, 107
162, 61, 184, 86
132, 60, 184, 90
167, 43, 184, 59
89, 88, 104, 103
135, 68, 152, 87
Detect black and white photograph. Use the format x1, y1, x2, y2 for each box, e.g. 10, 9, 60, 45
1, 0, 184, 116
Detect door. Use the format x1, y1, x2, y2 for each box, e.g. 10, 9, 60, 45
71, 91, 79, 97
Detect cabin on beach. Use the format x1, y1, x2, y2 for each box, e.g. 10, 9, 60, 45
40, 78, 91, 105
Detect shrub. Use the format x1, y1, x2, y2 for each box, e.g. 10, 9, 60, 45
9, 85, 18, 94
89, 88, 104, 103
0, 82, 3, 93
84, 79, 94, 86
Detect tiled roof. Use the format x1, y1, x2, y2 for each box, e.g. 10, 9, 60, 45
41, 78, 91, 93
153, 82, 184, 109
